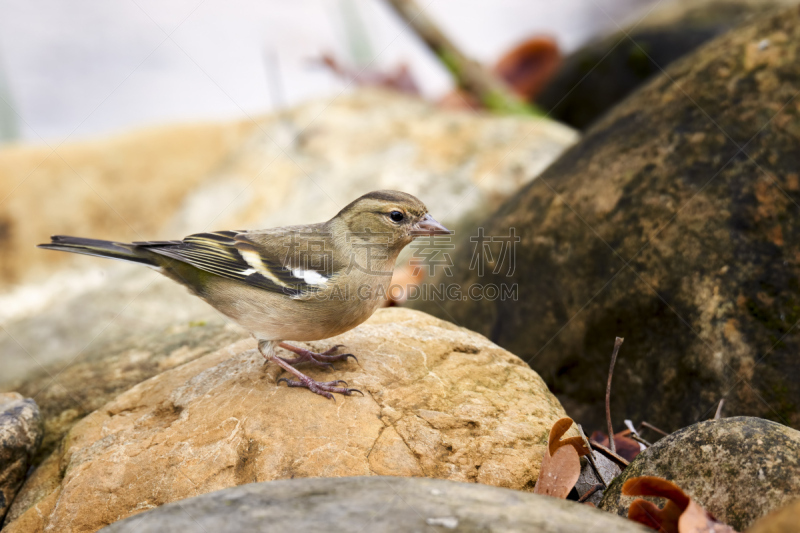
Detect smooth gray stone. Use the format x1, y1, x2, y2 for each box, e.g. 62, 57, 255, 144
100, 476, 649, 533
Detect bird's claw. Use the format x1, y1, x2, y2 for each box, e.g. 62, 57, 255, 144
277, 376, 363, 400
279, 344, 357, 367
320, 344, 345, 355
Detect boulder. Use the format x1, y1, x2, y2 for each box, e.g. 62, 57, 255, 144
536, 0, 797, 129
98, 476, 649, 533
0, 120, 257, 290
418, 5, 800, 431
0, 393, 42, 523
3, 308, 569, 533
599, 417, 800, 531
4, 280, 246, 468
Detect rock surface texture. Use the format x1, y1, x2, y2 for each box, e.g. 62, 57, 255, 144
599, 417, 800, 531
0, 392, 42, 523
3, 308, 568, 533
99, 476, 649, 533
421, 5, 800, 431
537, 0, 797, 129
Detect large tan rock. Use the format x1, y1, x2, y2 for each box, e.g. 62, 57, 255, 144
0, 120, 257, 289
4, 308, 568, 533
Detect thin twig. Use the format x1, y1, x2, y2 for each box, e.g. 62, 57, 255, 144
577, 483, 605, 503
714, 399, 725, 420
589, 440, 630, 468
384, 0, 534, 114
640, 421, 669, 437
606, 337, 624, 454
577, 423, 607, 488
624, 419, 646, 451
630, 433, 652, 448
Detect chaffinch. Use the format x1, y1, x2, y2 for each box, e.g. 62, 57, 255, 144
39, 190, 451, 399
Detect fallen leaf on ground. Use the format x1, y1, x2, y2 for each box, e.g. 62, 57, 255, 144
623, 476, 739, 533
591, 429, 642, 462
533, 417, 589, 498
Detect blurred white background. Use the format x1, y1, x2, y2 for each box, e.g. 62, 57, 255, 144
0, 0, 659, 144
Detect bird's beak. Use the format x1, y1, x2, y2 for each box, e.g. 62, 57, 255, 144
411, 214, 452, 236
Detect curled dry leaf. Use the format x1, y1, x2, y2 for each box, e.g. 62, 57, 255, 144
623, 476, 739, 533
533, 417, 589, 498
591, 429, 643, 462
494, 36, 561, 101
439, 35, 561, 110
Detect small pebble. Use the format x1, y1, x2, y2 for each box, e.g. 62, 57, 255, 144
758, 39, 770, 50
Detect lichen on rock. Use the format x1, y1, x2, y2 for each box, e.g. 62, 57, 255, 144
599, 417, 800, 531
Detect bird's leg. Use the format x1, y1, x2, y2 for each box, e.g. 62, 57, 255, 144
259, 340, 362, 400
278, 342, 358, 367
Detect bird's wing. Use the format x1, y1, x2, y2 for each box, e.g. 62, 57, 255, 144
135, 229, 334, 298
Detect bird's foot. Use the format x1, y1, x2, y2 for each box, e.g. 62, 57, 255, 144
278, 342, 358, 368
277, 376, 364, 400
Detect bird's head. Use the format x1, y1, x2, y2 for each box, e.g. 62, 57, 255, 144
333, 190, 451, 252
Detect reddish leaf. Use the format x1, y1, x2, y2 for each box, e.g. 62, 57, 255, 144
493, 36, 561, 101
439, 35, 561, 110
533, 417, 589, 498
590, 428, 643, 461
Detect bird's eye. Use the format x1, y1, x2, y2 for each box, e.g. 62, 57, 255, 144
389, 211, 405, 222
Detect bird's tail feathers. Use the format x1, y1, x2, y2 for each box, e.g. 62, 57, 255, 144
38, 236, 158, 267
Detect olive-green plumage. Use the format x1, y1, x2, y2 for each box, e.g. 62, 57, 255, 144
38, 190, 450, 399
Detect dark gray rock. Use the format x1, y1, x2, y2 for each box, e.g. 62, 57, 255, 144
537, 0, 795, 129
575, 450, 621, 506
599, 417, 800, 531
0, 393, 42, 523
99, 476, 648, 533
417, 4, 800, 432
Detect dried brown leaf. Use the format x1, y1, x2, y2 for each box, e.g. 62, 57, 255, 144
533, 417, 589, 498
494, 36, 561, 100
591, 429, 643, 461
